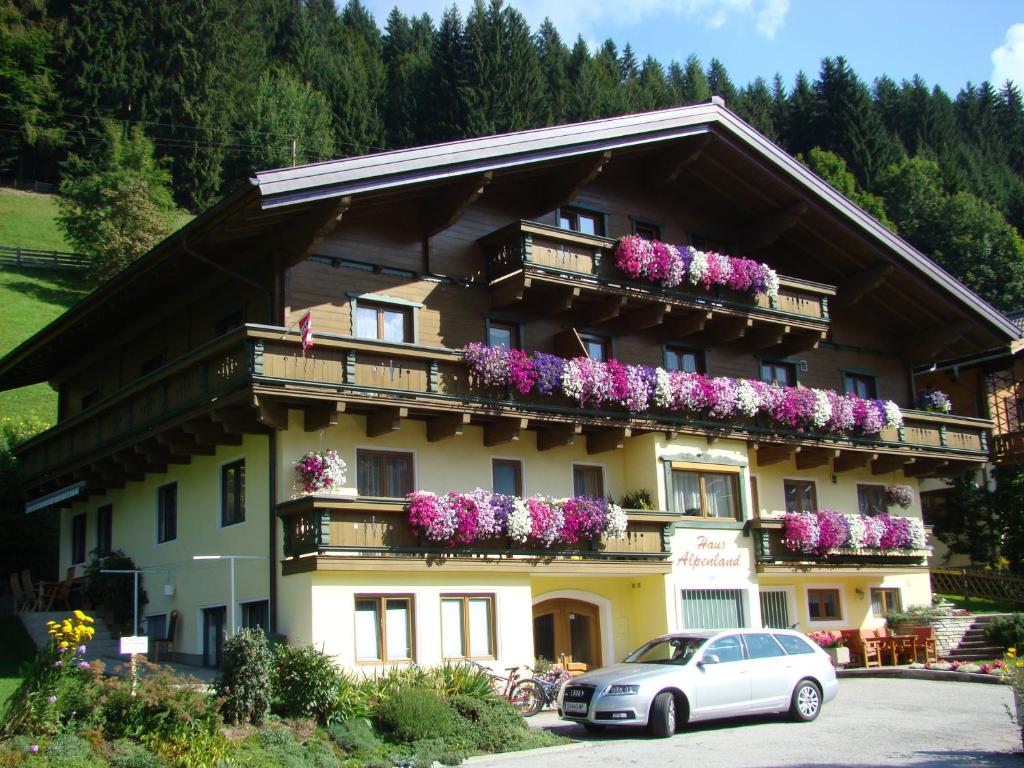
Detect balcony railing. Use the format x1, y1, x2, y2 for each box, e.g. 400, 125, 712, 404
746, 518, 931, 568
992, 431, 1024, 464
478, 220, 835, 329
278, 496, 676, 573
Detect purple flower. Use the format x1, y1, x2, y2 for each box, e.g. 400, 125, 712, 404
53, 660, 62, 668
47, 695, 57, 704
78, 661, 90, 670
29, 745, 39, 754
76, 645, 87, 655
815, 510, 850, 554
532, 352, 566, 395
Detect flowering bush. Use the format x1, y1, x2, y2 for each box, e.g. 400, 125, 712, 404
885, 484, 915, 509
916, 388, 952, 414
782, 510, 926, 555
807, 630, 845, 649
294, 449, 347, 495
462, 345, 904, 439
614, 235, 779, 299
406, 490, 627, 548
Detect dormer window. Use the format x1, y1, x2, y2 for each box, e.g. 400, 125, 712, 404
557, 206, 605, 237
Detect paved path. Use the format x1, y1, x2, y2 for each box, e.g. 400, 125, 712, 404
470, 678, 1022, 767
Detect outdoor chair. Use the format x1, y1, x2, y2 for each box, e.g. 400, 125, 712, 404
152, 610, 179, 662
9, 572, 27, 612
20, 570, 41, 612
910, 626, 938, 664
849, 630, 884, 668
41, 567, 76, 611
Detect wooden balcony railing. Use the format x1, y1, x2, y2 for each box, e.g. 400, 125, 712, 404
278, 496, 676, 573
875, 410, 991, 455
478, 220, 835, 327
746, 518, 931, 568
992, 431, 1024, 464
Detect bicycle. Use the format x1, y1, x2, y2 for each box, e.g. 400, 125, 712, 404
525, 665, 570, 710
465, 660, 545, 717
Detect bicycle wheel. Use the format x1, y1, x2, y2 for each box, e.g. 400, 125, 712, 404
508, 679, 545, 717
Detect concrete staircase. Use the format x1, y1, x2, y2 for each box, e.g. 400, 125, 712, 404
18, 611, 122, 665
942, 613, 1013, 662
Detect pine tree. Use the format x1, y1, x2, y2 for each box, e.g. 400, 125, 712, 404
382, 10, 433, 148
430, 5, 471, 141
706, 58, 737, 105
637, 56, 671, 111
535, 19, 570, 125
679, 54, 710, 104
783, 71, 815, 154
736, 77, 776, 138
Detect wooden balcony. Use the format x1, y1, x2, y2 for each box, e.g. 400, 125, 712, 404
278, 496, 677, 575
992, 431, 1024, 465
746, 518, 931, 572
479, 220, 834, 354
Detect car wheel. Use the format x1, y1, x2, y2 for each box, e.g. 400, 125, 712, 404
582, 723, 606, 734
790, 679, 822, 722
648, 691, 677, 738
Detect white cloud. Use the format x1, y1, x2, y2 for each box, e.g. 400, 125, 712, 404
364, 0, 790, 43
992, 23, 1024, 87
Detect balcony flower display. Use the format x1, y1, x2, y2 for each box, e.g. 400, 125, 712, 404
462, 344, 904, 438
293, 449, 347, 495
885, 484, 915, 509
614, 235, 779, 299
916, 388, 952, 414
782, 510, 926, 556
405, 489, 626, 548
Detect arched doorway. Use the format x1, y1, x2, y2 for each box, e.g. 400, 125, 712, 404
532, 598, 602, 670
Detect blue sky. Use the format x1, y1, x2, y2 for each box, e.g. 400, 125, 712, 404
362, 0, 1024, 96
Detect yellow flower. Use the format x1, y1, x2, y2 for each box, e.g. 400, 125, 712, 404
1009, 648, 1018, 659
58, 641, 69, 650
73, 610, 86, 621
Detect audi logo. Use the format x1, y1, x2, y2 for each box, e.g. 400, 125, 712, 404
567, 689, 584, 698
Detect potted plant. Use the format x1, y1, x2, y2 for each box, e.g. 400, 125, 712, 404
293, 449, 348, 496
808, 630, 850, 667
885, 484, 915, 509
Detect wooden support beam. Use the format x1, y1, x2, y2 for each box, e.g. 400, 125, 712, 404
584, 295, 627, 325
650, 135, 712, 186
210, 408, 257, 434
587, 428, 631, 455
156, 431, 217, 456
666, 310, 712, 338
484, 418, 528, 447
253, 396, 289, 431
422, 172, 492, 238
833, 451, 875, 473
743, 324, 789, 351
366, 407, 408, 438
427, 412, 471, 442
708, 317, 752, 344
274, 196, 352, 267
528, 151, 612, 216
738, 201, 808, 252
182, 420, 243, 446
627, 304, 669, 332
904, 460, 949, 478
834, 263, 894, 308
134, 442, 191, 466
770, 330, 823, 357
872, 455, 915, 475
756, 444, 798, 466
304, 401, 345, 432
544, 286, 581, 317
795, 447, 840, 470
490, 275, 530, 309
537, 423, 582, 451
901, 321, 973, 363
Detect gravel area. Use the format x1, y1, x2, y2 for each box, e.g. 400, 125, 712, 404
467, 678, 1022, 767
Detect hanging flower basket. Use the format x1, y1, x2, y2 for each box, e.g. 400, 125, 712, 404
885, 484, 915, 509
294, 450, 347, 495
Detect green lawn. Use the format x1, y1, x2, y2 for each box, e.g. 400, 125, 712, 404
936, 593, 1024, 615
0, 189, 70, 252
0, 614, 37, 717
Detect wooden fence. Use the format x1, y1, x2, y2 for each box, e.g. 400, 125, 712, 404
930, 567, 1024, 604
0, 245, 90, 271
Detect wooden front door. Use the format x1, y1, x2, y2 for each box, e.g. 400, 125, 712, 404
532, 598, 602, 671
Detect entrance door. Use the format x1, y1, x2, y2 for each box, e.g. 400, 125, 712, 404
202, 606, 227, 668
532, 599, 602, 670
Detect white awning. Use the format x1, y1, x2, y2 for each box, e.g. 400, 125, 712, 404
25, 481, 85, 514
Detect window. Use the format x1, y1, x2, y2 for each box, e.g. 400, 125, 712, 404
96, 504, 113, 557
140, 353, 164, 376
572, 465, 604, 498
441, 595, 496, 659
157, 483, 177, 543
671, 468, 740, 519
680, 589, 745, 629
857, 484, 886, 516
579, 333, 610, 362
557, 206, 604, 236
844, 372, 878, 400
807, 589, 842, 621
357, 450, 413, 497
760, 360, 797, 387
354, 595, 413, 663
703, 634, 744, 662
744, 632, 786, 659
221, 461, 245, 526
773, 633, 815, 655
633, 220, 661, 241
241, 600, 270, 631
759, 589, 789, 629
71, 513, 86, 565
870, 588, 902, 617
784, 480, 817, 514
492, 459, 523, 497
664, 346, 706, 374
355, 302, 412, 343
486, 321, 519, 350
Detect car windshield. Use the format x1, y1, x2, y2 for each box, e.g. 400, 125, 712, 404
624, 636, 707, 665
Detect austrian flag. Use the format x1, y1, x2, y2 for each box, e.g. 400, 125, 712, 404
299, 311, 313, 352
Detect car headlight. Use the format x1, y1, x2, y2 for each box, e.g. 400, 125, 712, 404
603, 684, 640, 696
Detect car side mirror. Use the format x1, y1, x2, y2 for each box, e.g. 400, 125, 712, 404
699, 653, 720, 666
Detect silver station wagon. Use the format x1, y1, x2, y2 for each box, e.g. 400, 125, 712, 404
558, 628, 839, 737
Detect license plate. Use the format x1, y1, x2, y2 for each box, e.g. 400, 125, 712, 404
564, 701, 588, 714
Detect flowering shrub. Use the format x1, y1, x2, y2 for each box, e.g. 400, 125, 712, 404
406, 490, 627, 547
782, 510, 926, 556
294, 449, 347, 495
463, 345, 904, 439
916, 388, 952, 414
807, 630, 845, 648
885, 484, 915, 509
614, 235, 779, 299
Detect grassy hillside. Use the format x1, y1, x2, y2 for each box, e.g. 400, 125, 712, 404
0, 188, 71, 251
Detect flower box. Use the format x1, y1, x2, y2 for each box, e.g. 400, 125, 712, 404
824, 646, 850, 667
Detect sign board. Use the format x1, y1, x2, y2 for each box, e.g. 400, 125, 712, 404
119, 635, 149, 655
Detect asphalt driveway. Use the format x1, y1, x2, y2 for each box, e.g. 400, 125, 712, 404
468, 678, 1022, 767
